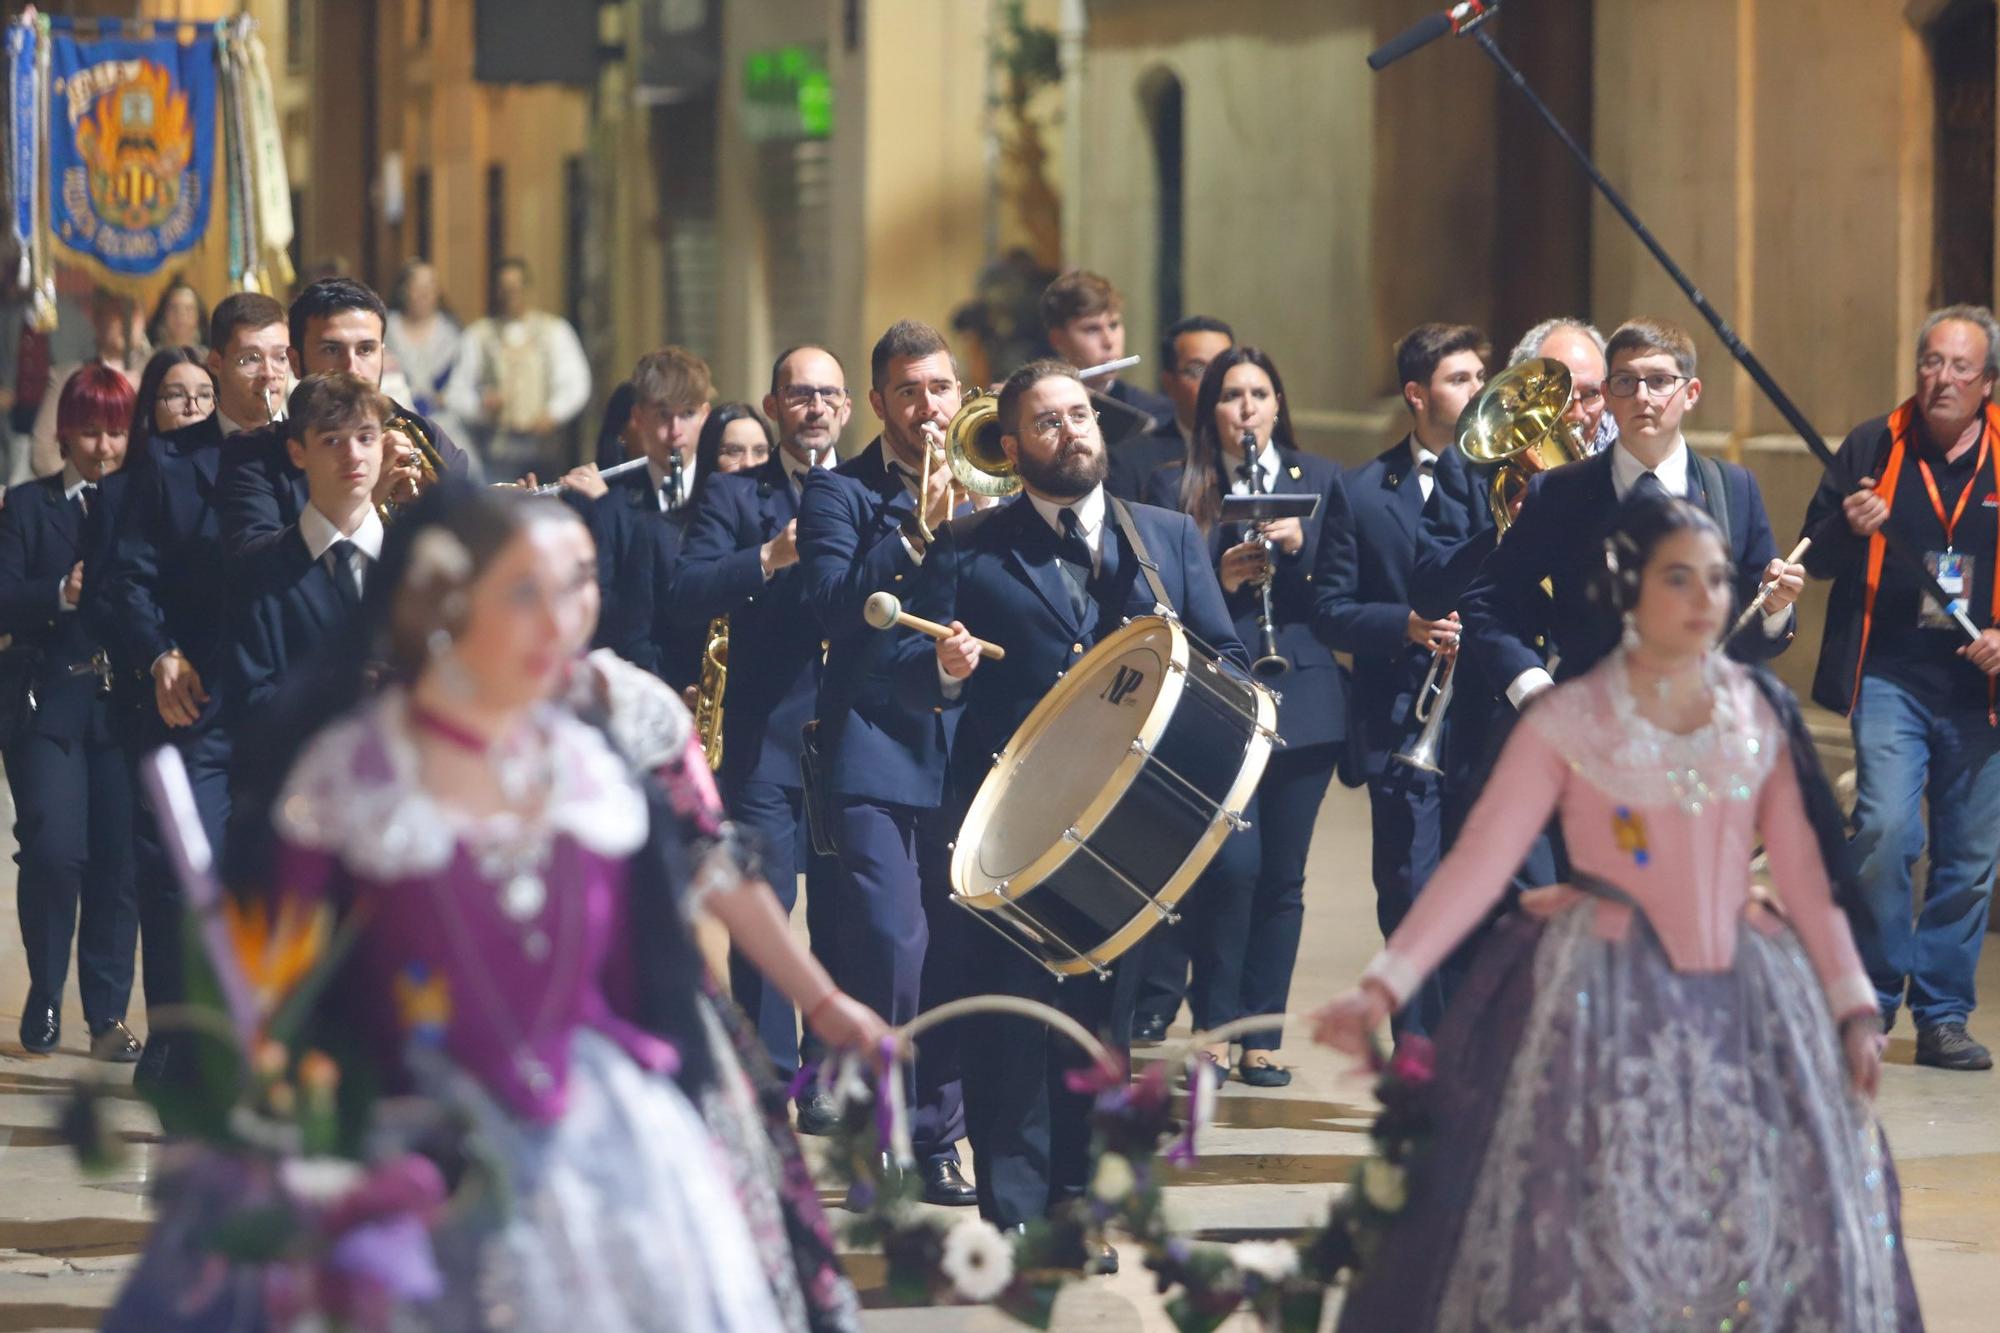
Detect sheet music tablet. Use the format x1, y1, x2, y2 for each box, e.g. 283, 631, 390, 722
1219, 494, 1321, 524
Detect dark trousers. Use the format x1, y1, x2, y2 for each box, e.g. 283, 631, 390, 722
1236, 743, 1339, 1051
131, 724, 231, 1019
829, 798, 966, 1162
961, 939, 1137, 1228
728, 775, 838, 1079
1366, 762, 1447, 1037
5, 731, 137, 1026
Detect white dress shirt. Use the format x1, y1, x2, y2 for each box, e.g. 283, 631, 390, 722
646, 455, 698, 511
56, 464, 94, 613
1224, 441, 1283, 497
939, 484, 1109, 694
1409, 437, 1439, 503
299, 504, 385, 597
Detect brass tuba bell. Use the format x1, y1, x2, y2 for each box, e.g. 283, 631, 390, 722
1455, 357, 1588, 534
944, 389, 1022, 499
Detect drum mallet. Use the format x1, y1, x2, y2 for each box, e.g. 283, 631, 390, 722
1729, 537, 1811, 638
865, 591, 1007, 661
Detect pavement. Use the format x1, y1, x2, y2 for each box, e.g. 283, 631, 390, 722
0, 776, 1995, 1331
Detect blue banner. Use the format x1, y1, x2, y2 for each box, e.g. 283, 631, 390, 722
45, 28, 216, 279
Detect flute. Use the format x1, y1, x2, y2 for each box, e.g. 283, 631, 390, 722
1729, 537, 1811, 637
527, 456, 651, 497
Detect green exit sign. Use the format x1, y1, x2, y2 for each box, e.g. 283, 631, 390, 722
743, 45, 832, 141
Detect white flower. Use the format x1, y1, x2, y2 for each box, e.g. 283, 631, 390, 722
939, 1216, 1016, 1303
279, 1156, 364, 1205
1090, 1152, 1135, 1204
1360, 1158, 1407, 1213
1230, 1239, 1300, 1283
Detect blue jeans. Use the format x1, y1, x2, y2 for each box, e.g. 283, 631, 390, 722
1848, 674, 2000, 1028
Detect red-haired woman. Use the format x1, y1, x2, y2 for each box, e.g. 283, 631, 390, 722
0, 364, 140, 1059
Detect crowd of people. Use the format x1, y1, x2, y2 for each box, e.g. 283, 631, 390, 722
0, 248, 1981, 1328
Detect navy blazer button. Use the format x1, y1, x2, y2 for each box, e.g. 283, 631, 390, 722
1072, 643, 1083, 654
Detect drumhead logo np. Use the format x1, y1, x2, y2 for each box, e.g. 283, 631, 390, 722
1101, 665, 1146, 705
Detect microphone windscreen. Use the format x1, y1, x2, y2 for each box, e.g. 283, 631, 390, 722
1367, 11, 1451, 71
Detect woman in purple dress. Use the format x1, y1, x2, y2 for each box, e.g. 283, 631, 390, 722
1314, 497, 1924, 1332
110, 485, 884, 1331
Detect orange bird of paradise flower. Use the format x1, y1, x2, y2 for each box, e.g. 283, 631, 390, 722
222, 895, 331, 1016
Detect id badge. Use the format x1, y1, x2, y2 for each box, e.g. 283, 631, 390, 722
1922, 550, 1970, 628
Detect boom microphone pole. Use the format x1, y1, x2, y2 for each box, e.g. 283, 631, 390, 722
1368, 7, 1981, 643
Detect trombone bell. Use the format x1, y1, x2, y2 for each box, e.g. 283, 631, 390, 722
945, 390, 1022, 500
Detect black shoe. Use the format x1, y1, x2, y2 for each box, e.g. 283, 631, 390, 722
132, 1035, 175, 1095
1915, 1023, 1993, 1071
18, 997, 58, 1054
1092, 1241, 1119, 1275
1132, 1012, 1170, 1046
89, 1021, 142, 1064
1238, 1053, 1292, 1088
1180, 1049, 1228, 1088
795, 1090, 841, 1136
921, 1156, 978, 1206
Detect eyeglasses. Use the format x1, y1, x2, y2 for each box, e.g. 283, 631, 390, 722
230, 350, 290, 373
717, 443, 769, 461
1604, 372, 1691, 399
158, 387, 216, 408
1030, 406, 1100, 440
1175, 360, 1212, 383
1917, 353, 1992, 384
779, 385, 848, 407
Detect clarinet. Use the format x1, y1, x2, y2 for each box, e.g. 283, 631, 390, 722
1238, 431, 1291, 679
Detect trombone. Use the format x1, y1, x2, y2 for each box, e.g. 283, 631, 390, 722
1392, 358, 1582, 772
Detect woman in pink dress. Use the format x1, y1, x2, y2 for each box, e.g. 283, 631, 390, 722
1314, 496, 1923, 1332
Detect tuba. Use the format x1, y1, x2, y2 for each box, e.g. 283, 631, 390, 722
376, 413, 447, 523
1455, 357, 1588, 534
694, 614, 728, 771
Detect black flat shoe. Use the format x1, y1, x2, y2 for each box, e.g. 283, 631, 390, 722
795, 1089, 841, 1136
1131, 1012, 1170, 1046
1238, 1054, 1292, 1088
89, 1021, 142, 1064
921, 1156, 978, 1206
1180, 1049, 1228, 1088
1092, 1241, 1119, 1275
18, 998, 58, 1055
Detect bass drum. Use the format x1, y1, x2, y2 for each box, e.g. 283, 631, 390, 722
951, 615, 1276, 977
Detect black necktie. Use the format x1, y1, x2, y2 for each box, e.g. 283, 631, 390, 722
73, 483, 94, 517
1632, 470, 1670, 503
1056, 508, 1092, 622
327, 540, 363, 611
660, 476, 680, 510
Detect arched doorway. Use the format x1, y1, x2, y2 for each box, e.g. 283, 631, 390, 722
1927, 0, 1997, 306
1138, 67, 1185, 332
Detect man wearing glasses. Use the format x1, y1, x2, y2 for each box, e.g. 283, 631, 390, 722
673, 345, 848, 1095
908, 358, 1242, 1255
1106, 314, 1235, 504
1461, 317, 1802, 717
85, 290, 292, 1089
1800, 304, 2000, 1071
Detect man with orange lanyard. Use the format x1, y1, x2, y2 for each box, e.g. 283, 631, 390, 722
1801, 303, 2000, 1071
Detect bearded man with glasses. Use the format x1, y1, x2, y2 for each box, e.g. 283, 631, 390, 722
1800, 304, 2000, 1070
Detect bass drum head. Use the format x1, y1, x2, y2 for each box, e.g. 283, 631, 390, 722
954, 617, 1184, 900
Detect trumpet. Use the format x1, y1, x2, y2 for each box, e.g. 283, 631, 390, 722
1392, 649, 1454, 774
377, 412, 448, 522
694, 615, 728, 771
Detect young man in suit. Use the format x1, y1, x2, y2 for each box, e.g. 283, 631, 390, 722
1042, 269, 1175, 439
795, 319, 977, 1204
1459, 318, 1805, 711
1315, 323, 1489, 1037
673, 344, 846, 1108
218, 277, 468, 585
914, 359, 1245, 1253
0, 366, 139, 1061
89, 291, 292, 1086
1105, 315, 1234, 503
223, 373, 385, 728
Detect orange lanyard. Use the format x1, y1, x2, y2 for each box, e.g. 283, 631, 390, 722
1912, 422, 1990, 550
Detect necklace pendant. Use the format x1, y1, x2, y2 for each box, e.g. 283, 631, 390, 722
501, 872, 547, 921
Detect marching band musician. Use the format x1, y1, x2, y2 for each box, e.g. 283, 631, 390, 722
672, 345, 846, 1119
1143, 345, 1353, 1086
217, 278, 469, 586
795, 319, 977, 1206
87, 291, 293, 1087
1314, 323, 1488, 1038
1458, 317, 1802, 709
1105, 315, 1234, 504
1, 366, 140, 1061
906, 358, 1244, 1254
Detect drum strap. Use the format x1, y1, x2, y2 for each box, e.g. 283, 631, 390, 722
1107, 496, 1178, 620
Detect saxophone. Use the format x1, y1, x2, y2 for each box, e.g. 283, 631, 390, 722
694, 615, 728, 771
